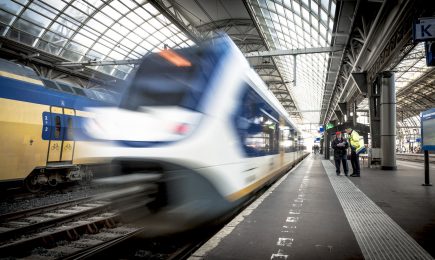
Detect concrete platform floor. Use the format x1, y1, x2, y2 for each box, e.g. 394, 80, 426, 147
190, 155, 435, 260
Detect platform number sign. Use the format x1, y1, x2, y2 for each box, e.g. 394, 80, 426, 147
421, 108, 435, 151
42, 112, 51, 140
413, 18, 435, 66
413, 18, 435, 42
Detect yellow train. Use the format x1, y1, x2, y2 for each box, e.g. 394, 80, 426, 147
0, 58, 118, 192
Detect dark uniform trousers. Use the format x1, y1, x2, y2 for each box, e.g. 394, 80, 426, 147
335, 154, 348, 175
350, 149, 360, 175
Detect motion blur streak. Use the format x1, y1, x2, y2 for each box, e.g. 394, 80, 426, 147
78, 35, 307, 234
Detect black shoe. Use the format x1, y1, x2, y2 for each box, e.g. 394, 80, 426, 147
345, 173, 348, 176
336, 173, 340, 176
350, 174, 360, 177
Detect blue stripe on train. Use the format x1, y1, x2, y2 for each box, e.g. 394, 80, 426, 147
0, 76, 106, 109
0, 75, 110, 142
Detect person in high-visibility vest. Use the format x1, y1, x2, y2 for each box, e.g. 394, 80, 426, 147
345, 127, 365, 177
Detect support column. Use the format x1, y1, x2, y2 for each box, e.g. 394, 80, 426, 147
324, 127, 330, 159
338, 102, 347, 122
380, 72, 397, 170
320, 135, 324, 155
335, 110, 343, 124
369, 77, 381, 149
353, 101, 357, 127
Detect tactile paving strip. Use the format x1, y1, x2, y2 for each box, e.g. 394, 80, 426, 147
322, 160, 433, 260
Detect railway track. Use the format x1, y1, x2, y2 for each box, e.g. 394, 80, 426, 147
0, 177, 159, 259
0, 188, 82, 211
90, 155, 310, 259
397, 153, 435, 164
89, 184, 274, 260
0, 157, 310, 259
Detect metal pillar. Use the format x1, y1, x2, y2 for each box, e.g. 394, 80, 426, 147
380, 72, 397, 170
338, 102, 347, 123
324, 127, 330, 160
335, 110, 343, 124
320, 137, 324, 155
368, 76, 381, 165
422, 150, 432, 186
368, 78, 381, 148
353, 101, 357, 127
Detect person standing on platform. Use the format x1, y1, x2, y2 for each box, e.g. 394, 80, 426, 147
345, 127, 365, 177
331, 131, 349, 176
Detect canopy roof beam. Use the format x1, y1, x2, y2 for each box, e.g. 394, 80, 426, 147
245, 46, 343, 58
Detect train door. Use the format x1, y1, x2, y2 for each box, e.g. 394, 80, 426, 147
47, 106, 63, 162
46, 106, 76, 163
61, 108, 75, 162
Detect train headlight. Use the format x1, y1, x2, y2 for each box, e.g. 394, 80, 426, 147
173, 123, 190, 135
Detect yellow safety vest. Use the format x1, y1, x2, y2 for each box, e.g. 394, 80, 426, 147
349, 130, 364, 153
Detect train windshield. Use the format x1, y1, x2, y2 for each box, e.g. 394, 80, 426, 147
121, 46, 220, 111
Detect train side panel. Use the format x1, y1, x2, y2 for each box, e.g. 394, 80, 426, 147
0, 67, 117, 188
0, 97, 49, 180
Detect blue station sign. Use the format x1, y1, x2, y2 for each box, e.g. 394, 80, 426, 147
421, 108, 435, 150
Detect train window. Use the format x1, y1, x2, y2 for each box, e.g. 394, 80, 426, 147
282, 126, 295, 153
72, 87, 86, 96
91, 90, 107, 102
57, 83, 74, 93
65, 117, 73, 140
83, 89, 97, 99
42, 79, 59, 90
121, 46, 218, 111
97, 92, 115, 103
236, 86, 280, 157
54, 115, 61, 139
0, 58, 40, 80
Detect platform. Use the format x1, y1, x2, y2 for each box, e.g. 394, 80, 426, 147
190, 155, 435, 260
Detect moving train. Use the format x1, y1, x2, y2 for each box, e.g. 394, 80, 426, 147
77, 35, 308, 230
0, 58, 119, 192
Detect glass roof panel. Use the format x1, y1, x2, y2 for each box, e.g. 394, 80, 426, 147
0, 10, 15, 25
1, 1, 23, 14
126, 11, 144, 25
0, 0, 195, 80
73, 33, 94, 48
394, 42, 429, 93
93, 11, 114, 26
247, 0, 336, 123
110, 0, 129, 15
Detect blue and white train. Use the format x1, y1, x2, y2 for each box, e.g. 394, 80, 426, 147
78, 35, 307, 228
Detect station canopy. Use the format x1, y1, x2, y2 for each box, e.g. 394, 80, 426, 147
394, 42, 435, 130
0, 0, 337, 124
246, 0, 336, 124
0, 0, 195, 80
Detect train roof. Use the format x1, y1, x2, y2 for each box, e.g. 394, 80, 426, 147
0, 58, 120, 105
0, 58, 40, 80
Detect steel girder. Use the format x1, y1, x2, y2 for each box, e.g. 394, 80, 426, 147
322, 0, 421, 125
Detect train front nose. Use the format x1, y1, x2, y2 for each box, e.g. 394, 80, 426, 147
92, 159, 233, 234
